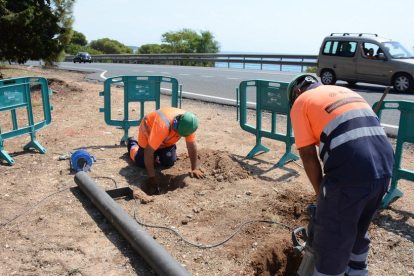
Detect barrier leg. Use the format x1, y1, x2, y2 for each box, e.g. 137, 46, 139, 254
23, 140, 47, 154
246, 135, 269, 159
23, 133, 46, 154
120, 127, 130, 145
381, 177, 404, 208
276, 136, 299, 167
0, 148, 15, 165
276, 152, 299, 167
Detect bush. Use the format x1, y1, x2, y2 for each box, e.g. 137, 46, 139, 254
66, 44, 103, 55
305, 66, 317, 73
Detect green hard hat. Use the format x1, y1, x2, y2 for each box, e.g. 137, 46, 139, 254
287, 74, 319, 107
177, 112, 199, 137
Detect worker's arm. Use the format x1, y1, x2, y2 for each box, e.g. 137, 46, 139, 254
298, 144, 323, 197
186, 140, 205, 179
144, 145, 156, 178
144, 145, 160, 189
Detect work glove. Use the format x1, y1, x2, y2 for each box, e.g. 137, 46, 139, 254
190, 168, 206, 179
147, 176, 161, 194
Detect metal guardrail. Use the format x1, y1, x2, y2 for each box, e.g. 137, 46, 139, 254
64, 53, 318, 72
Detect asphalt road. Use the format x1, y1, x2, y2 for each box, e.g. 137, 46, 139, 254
26, 61, 414, 136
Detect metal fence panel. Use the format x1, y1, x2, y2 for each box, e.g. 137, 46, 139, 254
99, 75, 182, 144
373, 100, 414, 208
237, 80, 298, 167
0, 77, 52, 165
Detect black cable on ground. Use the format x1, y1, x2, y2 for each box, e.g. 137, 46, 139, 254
0, 182, 75, 229
0, 176, 118, 229
133, 199, 294, 249
91, 176, 118, 188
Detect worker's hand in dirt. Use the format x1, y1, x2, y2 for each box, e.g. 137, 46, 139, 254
147, 176, 161, 193
190, 168, 206, 179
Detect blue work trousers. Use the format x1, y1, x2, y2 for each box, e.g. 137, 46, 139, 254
127, 138, 177, 168
312, 176, 390, 276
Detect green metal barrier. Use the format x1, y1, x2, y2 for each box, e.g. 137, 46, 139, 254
237, 80, 298, 167
0, 77, 53, 165
372, 100, 414, 208
99, 75, 182, 144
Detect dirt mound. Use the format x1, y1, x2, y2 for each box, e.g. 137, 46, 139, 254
178, 148, 251, 182
140, 148, 251, 195
47, 77, 83, 93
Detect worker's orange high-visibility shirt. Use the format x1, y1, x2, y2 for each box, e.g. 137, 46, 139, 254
291, 85, 371, 149
138, 107, 196, 149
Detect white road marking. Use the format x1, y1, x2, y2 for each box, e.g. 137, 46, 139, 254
94, 63, 294, 76
57, 63, 400, 130
202, 75, 214, 78
58, 65, 108, 79
381, 123, 398, 129
161, 88, 256, 105
227, 77, 240, 80
161, 87, 400, 129
161, 72, 170, 74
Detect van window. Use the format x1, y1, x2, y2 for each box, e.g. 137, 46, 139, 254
322, 40, 357, 57
383, 41, 414, 59
361, 42, 380, 59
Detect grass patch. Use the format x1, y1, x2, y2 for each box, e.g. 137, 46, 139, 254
32, 102, 43, 107
68, 268, 80, 275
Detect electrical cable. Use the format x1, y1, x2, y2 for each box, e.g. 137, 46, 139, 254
91, 176, 118, 188
0, 176, 118, 229
2, 173, 293, 251
0, 181, 75, 229
133, 198, 294, 249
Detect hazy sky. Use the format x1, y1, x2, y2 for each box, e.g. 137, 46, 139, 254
73, 0, 414, 55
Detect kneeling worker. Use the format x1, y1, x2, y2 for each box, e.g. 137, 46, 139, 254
289, 75, 394, 276
127, 107, 206, 191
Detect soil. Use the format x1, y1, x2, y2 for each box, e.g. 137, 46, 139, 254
0, 65, 413, 276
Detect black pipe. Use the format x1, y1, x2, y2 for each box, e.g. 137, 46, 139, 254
74, 171, 191, 276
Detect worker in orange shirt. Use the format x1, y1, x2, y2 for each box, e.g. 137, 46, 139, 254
289, 75, 394, 276
127, 107, 206, 192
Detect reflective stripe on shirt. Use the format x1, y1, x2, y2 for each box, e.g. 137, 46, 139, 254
140, 110, 173, 144
331, 126, 386, 150
319, 108, 386, 165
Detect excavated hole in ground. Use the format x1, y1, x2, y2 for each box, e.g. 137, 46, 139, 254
137, 148, 314, 275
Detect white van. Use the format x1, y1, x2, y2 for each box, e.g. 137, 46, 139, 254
316, 33, 414, 93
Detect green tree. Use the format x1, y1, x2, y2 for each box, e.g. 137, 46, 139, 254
90, 38, 133, 54
196, 31, 220, 53
70, 30, 87, 46
161, 29, 220, 53
161, 29, 198, 53
0, 0, 75, 65
66, 44, 102, 55
137, 44, 166, 54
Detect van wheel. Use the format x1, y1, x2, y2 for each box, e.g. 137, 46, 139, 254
321, 70, 337, 85
393, 73, 413, 93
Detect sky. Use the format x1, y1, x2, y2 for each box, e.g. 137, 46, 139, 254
73, 0, 414, 55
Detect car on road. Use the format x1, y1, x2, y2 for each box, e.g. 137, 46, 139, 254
73, 52, 92, 63
317, 33, 414, 93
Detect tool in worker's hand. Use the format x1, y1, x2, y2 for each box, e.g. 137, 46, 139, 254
373, 86, 391, 114
293, 204, 317, 276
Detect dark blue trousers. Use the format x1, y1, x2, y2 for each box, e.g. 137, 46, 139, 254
312, 176, 390, 276
127, 138, 177, 168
